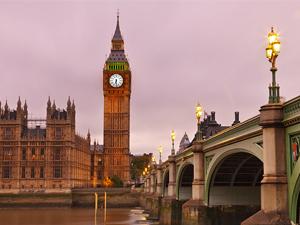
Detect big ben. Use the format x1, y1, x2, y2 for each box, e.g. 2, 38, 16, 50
103, 13, 131, 183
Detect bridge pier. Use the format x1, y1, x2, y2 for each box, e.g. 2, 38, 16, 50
160, 155, 183, 225
181, 140, 210, 225
242, 104, 291, 225
142, 175, 152, 213
149, 164, 162, 220
150, 170, 155, 195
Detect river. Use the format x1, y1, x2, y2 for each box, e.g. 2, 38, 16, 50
0, 208, 155, 225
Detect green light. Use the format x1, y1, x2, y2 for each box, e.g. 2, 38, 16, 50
107, 62, 128, 71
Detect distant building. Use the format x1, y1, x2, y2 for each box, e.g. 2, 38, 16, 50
0, 98, 91, 192
177, 111, 241, 153
90, 143, 104, 187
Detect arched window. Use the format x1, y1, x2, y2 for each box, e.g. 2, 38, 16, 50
56, 128, 61, 138
6, 128, 11, 138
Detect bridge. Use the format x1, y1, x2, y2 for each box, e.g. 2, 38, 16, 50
142, 95, 300, 225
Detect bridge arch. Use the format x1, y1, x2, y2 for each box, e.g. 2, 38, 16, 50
176, 161, 194, 200
206, 148, 263, 206
162, 168, 169, 197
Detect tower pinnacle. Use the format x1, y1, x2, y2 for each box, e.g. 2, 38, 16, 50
112, 10, 122, 41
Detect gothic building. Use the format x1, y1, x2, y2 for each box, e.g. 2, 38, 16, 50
102, 13, 131, 183
0, 98, 91, 191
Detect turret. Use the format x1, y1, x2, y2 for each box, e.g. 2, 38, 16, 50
87, 129, 91, 143
23, 100, 28, 119
52, 100, 56, 111
67, 96, 71, 109
5, 100, 8, 111
47, 97, 51, 120
17, 97, 21, 110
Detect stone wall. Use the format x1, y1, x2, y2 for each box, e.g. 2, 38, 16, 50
0, 188, 143, 208
0, 192, 72, 207
72, 188, 142, 208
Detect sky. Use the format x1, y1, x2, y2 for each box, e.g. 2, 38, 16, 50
0, 1, 300, 163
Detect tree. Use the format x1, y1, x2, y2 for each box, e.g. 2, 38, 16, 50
130, 156, 150, 180
110, 174, 124, 187
102, 174, 124, 187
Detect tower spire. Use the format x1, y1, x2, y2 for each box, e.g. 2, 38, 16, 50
112, 9, 123, 41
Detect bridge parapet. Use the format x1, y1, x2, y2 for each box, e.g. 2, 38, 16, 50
203, 115, 261, 151
283, 95, 300, 125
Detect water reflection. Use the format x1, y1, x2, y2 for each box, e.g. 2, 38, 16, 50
0, 208, 150, 225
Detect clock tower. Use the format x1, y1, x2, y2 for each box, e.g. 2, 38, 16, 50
103, 13, 131, 183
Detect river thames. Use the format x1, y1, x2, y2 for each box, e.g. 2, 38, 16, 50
0, 208, 154, 225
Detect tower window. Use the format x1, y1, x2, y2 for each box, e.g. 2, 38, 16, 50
22, 148, 26, 160
56, 128, 61, 138
97, 171, 101, 180
22, 167, 25, 178
31, 167, 34, 178
2, 167, 11, 178
6, 128, 11, 138
41, 148, 45, 160
31, 148, 35, 160
40, 167, 44, 178
4, 148, 12, 160
53, 166, 62, 178
54, 148, 62, 160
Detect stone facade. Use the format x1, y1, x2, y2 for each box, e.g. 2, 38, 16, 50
102, 14, 131, 184
0, 97, 91, 192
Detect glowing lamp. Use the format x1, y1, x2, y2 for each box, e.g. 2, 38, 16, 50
196, 103, 202, 119
159, 146, 162, 154
268, 27, 277, 44
152, 156, 155, 162
171, 131, 175, 141
266, 45, 273, 59
272, 40, 281, 53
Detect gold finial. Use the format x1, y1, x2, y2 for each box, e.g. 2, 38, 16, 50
117, 9, 120, 18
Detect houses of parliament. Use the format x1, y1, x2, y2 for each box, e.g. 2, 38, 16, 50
0, 14, 131, 192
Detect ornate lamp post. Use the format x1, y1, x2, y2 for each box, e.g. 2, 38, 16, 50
152, 156, 155, 168
171, 131, 175, 155
196, 103, 203, 141
159, 146, 162, 164
266, 27, 281, 104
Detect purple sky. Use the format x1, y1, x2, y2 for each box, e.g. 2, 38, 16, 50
0, 1, 300, 162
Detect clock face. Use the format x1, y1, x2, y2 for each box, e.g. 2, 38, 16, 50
109, 74, 123, 88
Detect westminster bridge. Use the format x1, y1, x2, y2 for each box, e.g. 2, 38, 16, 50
142, 95, 300, 225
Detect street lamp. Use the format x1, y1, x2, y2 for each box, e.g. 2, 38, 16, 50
152, 156, 156, 170
266, 27, 281, 104
171, 130, 175, 155
159, 146, 162, 164
196, 103, 203, 141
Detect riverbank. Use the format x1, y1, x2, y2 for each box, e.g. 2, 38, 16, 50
0, 188, 144, 208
